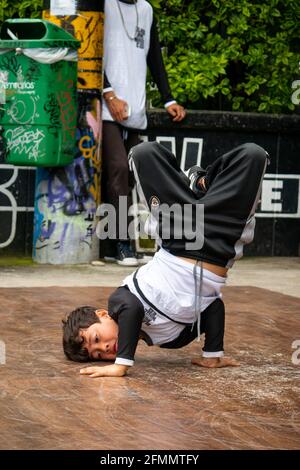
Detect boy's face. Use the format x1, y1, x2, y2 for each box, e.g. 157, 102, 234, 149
80, 310, 118, 361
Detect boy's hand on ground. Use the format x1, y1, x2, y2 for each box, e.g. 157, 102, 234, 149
80, 364, 129, 378
191, 357, 240, 368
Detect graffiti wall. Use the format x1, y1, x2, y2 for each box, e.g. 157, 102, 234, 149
0, 164, 35, 253
0, 110, 299, 258
33, 94, 101, 263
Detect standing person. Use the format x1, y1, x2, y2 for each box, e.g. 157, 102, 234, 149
101, 0, 186, 266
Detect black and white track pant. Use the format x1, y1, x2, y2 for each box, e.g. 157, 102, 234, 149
129, 141, 268, 268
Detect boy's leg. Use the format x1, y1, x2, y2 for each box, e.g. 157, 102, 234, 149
196, 142, 269, 267
129, 141, 268, 267
128, 141, 194, 209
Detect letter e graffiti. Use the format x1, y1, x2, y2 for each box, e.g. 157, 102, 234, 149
0, 340, 5, 365
291, 339, 300, 365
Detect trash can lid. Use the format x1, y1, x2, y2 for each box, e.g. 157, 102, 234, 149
0, 19, 80, 49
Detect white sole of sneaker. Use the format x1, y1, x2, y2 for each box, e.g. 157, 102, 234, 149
116, 259, 139, 267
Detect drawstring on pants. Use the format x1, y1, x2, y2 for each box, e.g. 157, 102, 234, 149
192, 260, 203, 342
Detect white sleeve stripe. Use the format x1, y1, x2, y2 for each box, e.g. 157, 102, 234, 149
164, 100, 176, 108
115, 357, 134, 366
202, 351, 224, 358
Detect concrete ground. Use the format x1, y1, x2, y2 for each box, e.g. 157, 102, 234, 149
0, 256, 299, 449
0, 257, 299, 298
0, 284, 300, 450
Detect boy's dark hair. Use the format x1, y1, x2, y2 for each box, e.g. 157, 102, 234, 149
62, 306, 100, 362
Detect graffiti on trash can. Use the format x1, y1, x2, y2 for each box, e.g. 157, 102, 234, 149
0, 54, 19, 77
24, 61, 42, 83
5, 127, 45, 162
6, 95, 40, 125
44, 92, 60, 136
57, 75, 76, 143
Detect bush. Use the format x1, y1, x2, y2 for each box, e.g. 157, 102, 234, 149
0, 0, 43, 23
148, 0, 300, 113
1, 0, 299, 113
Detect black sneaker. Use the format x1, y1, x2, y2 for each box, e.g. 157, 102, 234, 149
188, 165, 208, 197
116, 241, 138, 267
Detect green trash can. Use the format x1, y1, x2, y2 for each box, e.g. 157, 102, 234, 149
0, 19, 80, 167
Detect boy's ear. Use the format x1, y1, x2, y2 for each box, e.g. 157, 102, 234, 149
95, 309, 108, 319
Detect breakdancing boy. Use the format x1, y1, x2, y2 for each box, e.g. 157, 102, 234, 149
63, 141, 268, 377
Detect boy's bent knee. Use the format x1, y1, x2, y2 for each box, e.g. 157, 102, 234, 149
128, 142, 154, 167
129, 141, 174, 170
241, 142, 268, 163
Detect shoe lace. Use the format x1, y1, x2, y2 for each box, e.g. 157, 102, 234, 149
118, 242, 134, 258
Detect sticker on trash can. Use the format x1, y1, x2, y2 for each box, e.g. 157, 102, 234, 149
50, 0, 76, 16
1, 67, 35, 94
0, 70, 8, 104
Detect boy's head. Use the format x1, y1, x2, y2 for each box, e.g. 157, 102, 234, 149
62, 306, 118, 362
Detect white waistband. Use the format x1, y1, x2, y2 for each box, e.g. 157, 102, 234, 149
155, 248, 227, 284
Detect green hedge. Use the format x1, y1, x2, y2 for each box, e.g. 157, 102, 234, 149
0, 0, 43, 23
1, 0, 299, 113
148, 0, 300, 113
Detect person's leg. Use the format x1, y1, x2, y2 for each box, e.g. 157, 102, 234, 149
124, 130, 141, 195
124, 131, 152, 262
129, 141, 268, 267
129, 141, 194, 210
102, 121, 130, 223
129, 141, 196, 253
192, 142, 269, 267
124, 129, 141, 157
101, 122, 138, 265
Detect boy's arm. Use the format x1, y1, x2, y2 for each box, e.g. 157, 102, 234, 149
80, 363, 129, 378
80, 287, 144, 378
191, 299, 240, 368
109, 286, 144, 367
